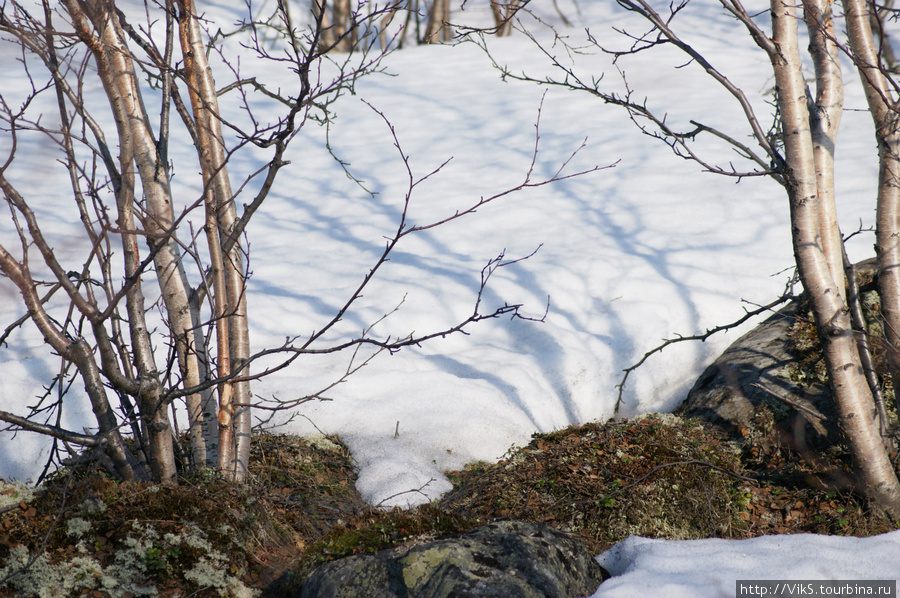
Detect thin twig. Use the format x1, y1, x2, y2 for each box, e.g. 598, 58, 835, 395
616, 294, 794, 412
749, 383, 829, 436
842, 252, 889, 433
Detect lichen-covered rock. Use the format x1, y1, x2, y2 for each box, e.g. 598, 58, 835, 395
299, 520, 608, 598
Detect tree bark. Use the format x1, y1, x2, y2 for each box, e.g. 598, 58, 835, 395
491, 0, 519, 37
773, 0, 900, 516
843, 0, 900, 394
177, 0, 252, 482
0, 235, 139, 481
64, 0, 180, 483
332, 0, 354, 52
804, 0, 845, 302
424, 0, 451, 43
311, 0, 336, 50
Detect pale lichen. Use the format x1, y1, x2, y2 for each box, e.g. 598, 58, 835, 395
0, 480, 36, 510
306, 434, 343, 453
0, 546, 106, 598
0, 517, 260, 597
66, 516, 92, 538
179, 523, 260, 597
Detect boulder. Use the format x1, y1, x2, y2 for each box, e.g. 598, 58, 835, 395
679, 258, 887, 448
299, 520, 608, 598
676, 300, 841, 449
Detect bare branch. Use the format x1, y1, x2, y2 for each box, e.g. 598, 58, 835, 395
616, 294, 795, 412
0, 409, 99, 446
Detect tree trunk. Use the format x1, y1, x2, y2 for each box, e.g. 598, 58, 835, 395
177, 0, 253, 482
311, 0, 337, 50
804, 0, 845, 302
773, 0, 900, 516
424, 0, 450, 43
332, 0, 354, 52
843, 0, 900, 393
64, 0, 181, 483
491, 0, 519, 37
0, 232, 140, 481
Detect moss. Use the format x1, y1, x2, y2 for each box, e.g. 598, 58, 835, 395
785, 270, 897, 411
434, 413, 757, 554
309, 503, 478, 564
4, 419, 896, 597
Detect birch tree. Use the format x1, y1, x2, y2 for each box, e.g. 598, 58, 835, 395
424, 0, 451, 42
0, 0, 598, 485
474, 0, 900, 515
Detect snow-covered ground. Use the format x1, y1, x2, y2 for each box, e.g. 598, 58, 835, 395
0, 0, 897, 595
595, 532, 900, 597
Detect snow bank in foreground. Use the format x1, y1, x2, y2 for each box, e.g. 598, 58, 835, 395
592, 531, 900, 598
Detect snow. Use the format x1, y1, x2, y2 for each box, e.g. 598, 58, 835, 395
594, 532, 900, 597
0, 0, 898, 595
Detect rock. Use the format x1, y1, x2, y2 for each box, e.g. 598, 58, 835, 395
679, 258, 886, 448
676, 300, 840, 449
298, 520, 609, 598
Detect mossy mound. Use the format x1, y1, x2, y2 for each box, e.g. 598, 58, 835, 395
2, 415, 896, 597
0, 433, 366, 598
440, 413, 749, 553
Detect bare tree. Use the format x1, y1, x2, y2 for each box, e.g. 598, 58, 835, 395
0, 0, 603, 486
304, 1, 530, 52
470, 1, 900, 515
490, 0, 522, 37
424, 0, 528, 43
311, 0, 358, 51
424, 0, 451, 42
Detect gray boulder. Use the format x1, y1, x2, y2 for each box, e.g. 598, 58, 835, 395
299, 520, 608, 598
677, 300, 840, 448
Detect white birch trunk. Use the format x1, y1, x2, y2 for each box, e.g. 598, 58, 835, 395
804, 0, 845, 302
65, 0, 180, 482
425, 0, 451, 43
311, 0, 337, 50
773, 0, 900, 516
843, 0, 900, 392
177, 0, 252, 482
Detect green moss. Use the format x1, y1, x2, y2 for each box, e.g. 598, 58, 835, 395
308, 503, 478, 567
4, 417, 895, 597
438, 413, 796, 551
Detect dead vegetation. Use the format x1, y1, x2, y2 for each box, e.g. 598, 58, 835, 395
1, 407, 896, 597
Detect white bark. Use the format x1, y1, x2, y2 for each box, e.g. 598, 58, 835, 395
773, 0, 900, 516
804, 0, 845, 302
65, 0, 179, 482
843, 0, 900, 391
311, 0, 336, 50
177, 0, 252, 481
425, 0, 451, 43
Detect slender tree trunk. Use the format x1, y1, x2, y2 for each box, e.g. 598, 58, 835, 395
311, 0, 337, 50
491, 0, 519, 37
772, 0, 900, 516
65, 0, 180, 482
844, 0, 900, 390
804, 0, 845, 302
424, 0, 450, 43
0, 235, 139, 481
332, 0, 354, 52
177, 0, 252, 482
